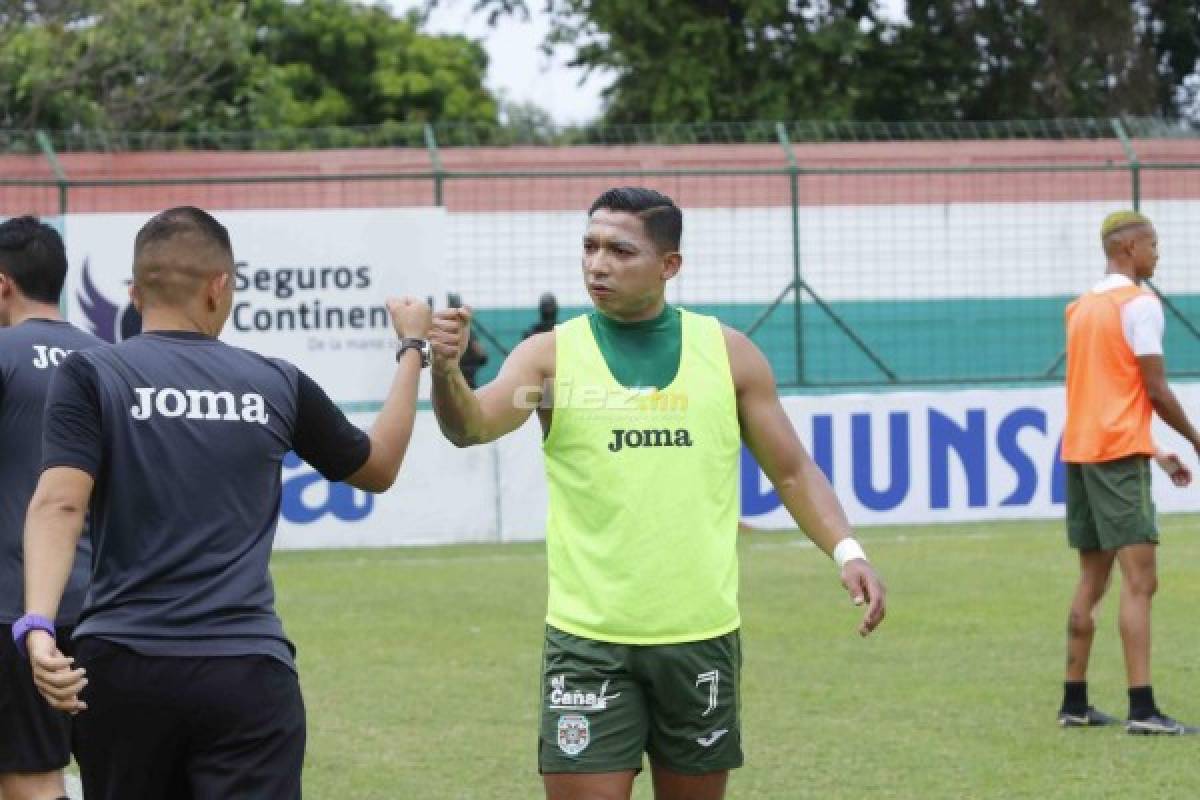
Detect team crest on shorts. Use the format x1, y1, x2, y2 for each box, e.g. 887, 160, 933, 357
557, 714, 590, 756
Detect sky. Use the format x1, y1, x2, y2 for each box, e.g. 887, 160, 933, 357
388, 0, 611, 125
387, 0, 909, 125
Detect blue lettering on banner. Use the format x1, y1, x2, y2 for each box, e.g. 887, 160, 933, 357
812, 414, 834, 482
281, 451, 373, 524
739, 406, 1069, 518
740, 415, 834, 516
928, 409, 987, 509
1051, 437, 1066, 504
852, 412, 910, 511
997, 408, 1045, 506
740, 448, 779, 516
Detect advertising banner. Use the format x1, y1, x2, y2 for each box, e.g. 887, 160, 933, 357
268, 387, 1200, 549
275, 413, 502, 549
743, 387, 1200, 528
63, 208, 446, 404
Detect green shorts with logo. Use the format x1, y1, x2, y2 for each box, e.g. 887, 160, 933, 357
538, 625, 742, 775
1066, 455, 1158, 551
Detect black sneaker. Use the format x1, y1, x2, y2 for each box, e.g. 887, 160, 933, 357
1058, 707, 1119, 728
1125, 713, 1200, 735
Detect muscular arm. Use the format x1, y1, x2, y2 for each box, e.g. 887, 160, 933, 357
24, 467, 93, 621
1138, 354, 1200, 450
431, 310, 552, 447
726, 327, 885, 635
728, 330, 852, 556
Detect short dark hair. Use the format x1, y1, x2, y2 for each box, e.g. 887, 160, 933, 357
134, 206, 232, 258
0, 215, 68, 304
133, 207, 235, 308
588, 187, 682, 253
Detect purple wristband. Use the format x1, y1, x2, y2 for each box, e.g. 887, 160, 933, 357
12, 613, 55, 660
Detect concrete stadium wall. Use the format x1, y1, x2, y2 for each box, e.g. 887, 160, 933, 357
4, 137, 1200, 216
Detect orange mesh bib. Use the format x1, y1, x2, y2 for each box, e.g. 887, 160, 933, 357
1061, 285, 1155, 463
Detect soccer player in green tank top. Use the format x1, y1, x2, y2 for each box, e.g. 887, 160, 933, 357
430, 187, 886, 800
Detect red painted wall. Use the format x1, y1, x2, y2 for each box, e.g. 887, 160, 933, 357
2, 138, 1197, 216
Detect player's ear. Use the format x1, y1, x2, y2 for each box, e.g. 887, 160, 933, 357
661, 251, 682, 281
207, 272, 230, 312
1123, 233, 1138, 258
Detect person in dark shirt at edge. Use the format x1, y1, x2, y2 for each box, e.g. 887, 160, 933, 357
0, 216, 100, 800
523, 291, 559, 340
14, 206, 433, 800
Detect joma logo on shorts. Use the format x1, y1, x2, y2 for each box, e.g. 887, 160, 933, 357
607, 428, 694, 452
130, 387, 269, 424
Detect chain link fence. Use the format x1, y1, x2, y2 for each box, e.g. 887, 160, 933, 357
2, 118, 1198, 388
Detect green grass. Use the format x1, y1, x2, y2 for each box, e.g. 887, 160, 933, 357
274, 516, 1200, 799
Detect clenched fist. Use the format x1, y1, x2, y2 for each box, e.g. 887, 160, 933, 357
386, 296, 432, 340
429, 308, 472, 374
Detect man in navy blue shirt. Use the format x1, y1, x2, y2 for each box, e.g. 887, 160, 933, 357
0, 216, 99, 800
15, 207, 432, 799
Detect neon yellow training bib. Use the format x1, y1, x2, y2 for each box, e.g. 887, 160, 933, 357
543, 309, 742, 644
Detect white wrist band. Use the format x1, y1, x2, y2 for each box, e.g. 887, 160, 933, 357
833, 538, 867, 568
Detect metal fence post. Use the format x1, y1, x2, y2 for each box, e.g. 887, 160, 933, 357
1110, 119, 1200, 347
775, 122, 804, 385
423, 123, 444, 206
35, 130, 68, 215
1111, 117, 1140, 210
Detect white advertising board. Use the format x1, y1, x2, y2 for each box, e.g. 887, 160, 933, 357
274, 412, 503, 549
63, 208, 446, 405
744, 387, 1200, 527
269, 387, 1200, 549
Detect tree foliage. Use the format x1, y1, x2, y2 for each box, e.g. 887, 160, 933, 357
0, 0, 497, 132
466, 0, 1200, 124
872, 0, 1200, 120
5, 0, 1198, 134
0, 0, 258, 130
533, 0, 884, 123
247, 0, 495, 128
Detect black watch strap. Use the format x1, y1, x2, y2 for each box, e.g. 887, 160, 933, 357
396, 337, 429, 368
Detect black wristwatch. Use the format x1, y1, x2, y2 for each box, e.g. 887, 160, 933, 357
396, 337, 429, 368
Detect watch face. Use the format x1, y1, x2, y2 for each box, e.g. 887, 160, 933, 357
398, 340, 430, 366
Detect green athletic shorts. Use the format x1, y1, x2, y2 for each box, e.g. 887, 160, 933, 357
538, 625, 743, 775
1066, 455, 1158, 551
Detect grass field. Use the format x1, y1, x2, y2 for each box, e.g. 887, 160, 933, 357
270, 516, 1200, 799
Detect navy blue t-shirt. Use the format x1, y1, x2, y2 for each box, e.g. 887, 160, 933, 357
0, 319, 99, 625
41, 330, 371, 668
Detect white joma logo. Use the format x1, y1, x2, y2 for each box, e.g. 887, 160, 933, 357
696, 729, 729, 747
130, 387, 269, 424
31, 345, 73, 369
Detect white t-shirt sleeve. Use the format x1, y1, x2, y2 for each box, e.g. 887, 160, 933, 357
1121, 294, 1164, 356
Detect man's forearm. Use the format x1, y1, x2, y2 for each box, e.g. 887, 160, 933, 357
1151, 387, 1200, 448
24, 502, 85, 620
365, 349, 423, 475
431, 364, 488, 446
774, 459, 854, 558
